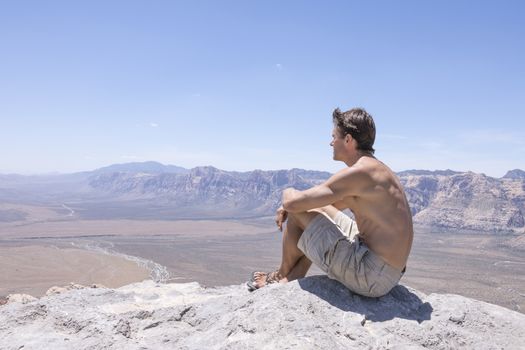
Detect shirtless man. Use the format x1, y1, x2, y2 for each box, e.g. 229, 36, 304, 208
248, 107, 413, 297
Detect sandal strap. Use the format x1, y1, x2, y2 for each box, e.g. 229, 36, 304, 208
266, 270, 281, 284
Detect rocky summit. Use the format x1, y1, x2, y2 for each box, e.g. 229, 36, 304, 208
1, 276, 524, 350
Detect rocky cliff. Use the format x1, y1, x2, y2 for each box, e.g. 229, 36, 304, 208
87, 167, 331, 217
1, 276, 524, 349
87, 167, 525, 233
400, 170, 525, 233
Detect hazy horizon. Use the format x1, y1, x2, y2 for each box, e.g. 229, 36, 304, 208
1, 160, 523, 178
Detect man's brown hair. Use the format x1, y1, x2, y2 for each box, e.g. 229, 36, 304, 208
332, 107, 376, 154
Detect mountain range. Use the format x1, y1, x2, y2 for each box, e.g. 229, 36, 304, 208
1, 162, 524, 233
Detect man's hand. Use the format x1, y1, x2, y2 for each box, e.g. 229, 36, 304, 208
275, 205, 288, 232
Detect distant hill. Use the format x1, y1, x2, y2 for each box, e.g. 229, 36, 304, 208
503, 169, 525, 180
91, 161, 189, 175
0, 163, 524, 233
397, 169, 462, 177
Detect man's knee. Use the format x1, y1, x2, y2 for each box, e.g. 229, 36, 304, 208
288, 210, 321, 231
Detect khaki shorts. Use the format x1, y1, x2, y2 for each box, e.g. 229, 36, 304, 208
297, 211, 404, 297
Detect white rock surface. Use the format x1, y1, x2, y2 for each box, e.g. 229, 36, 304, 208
5, 293, 37, 305
45, 282, 92, 296
1, 276, 524, 349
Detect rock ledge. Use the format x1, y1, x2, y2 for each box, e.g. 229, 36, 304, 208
0, 276, 524, 349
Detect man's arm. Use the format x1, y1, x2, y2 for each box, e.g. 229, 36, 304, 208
282, 167, 364, 213
282, 185, 339, 213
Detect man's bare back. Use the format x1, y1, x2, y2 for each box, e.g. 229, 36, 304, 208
334, 156, 413, 270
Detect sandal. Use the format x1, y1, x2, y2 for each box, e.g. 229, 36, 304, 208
246, 270, 281, 292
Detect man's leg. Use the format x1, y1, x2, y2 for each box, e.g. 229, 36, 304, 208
276, 211, 315, 281
253, 205, 340, 287
281, 256, 312, 283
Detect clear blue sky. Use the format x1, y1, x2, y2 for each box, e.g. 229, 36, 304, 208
1, 1, 523, 177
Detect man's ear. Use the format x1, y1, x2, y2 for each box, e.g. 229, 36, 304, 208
345, 134, 351, 143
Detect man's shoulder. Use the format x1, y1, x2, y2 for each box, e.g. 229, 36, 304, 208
328, 157, 391, 183
349, 157, 385, 176
356, 155, 383, 167
349, 157, 399, 186
356, 156, 395, 174
324, 163, 378, 197
329, 162, 375, 187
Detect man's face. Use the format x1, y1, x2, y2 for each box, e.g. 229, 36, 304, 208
330, 126, 346, 161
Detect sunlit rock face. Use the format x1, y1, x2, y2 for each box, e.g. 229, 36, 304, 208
399, 170, 525, 233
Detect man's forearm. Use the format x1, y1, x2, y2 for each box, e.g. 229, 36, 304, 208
282, 185, 338, 213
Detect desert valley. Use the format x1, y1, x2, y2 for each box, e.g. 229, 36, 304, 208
1, 162, 524, 313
